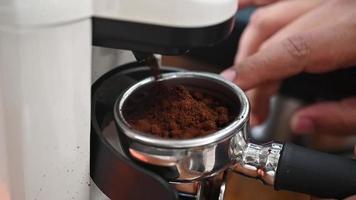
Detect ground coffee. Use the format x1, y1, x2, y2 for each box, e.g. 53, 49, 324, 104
126, 85, 232, 139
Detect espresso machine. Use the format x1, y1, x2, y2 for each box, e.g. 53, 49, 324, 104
0, 0, 236, 199
1, 0, 356, 200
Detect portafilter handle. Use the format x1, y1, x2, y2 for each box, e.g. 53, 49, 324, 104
231, 136, 356, 199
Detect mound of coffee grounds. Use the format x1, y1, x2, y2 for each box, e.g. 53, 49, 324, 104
126, 85, 232, 139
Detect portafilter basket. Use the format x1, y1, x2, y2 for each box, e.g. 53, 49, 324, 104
114, 72, 356, 200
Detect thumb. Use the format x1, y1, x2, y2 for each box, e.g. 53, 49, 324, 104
291, 97, 356, 136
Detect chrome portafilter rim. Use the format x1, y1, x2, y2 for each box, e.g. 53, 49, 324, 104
113, 71, 250, 149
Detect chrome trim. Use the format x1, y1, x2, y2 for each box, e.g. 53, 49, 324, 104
232, 141, 283, 185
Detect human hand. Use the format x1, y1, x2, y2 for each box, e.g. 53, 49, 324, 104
221, 0, 356, 136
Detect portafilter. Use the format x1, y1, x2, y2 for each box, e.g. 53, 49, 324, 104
114, 72, 356, 200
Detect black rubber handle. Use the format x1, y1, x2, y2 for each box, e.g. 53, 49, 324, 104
275, 143, 356, 199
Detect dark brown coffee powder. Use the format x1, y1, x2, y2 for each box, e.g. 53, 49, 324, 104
126, 85, 232, 139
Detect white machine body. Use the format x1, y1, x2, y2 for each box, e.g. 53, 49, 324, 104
94, 0, 237, 27
0, 0, 237, 199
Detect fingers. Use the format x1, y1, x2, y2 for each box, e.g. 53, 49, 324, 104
234, 0, 356, 90
257, 0, 329, 52
247, 82, 280, 126
228, 33, 312, 90
236, 0, 322, 63
234, 22, 356, 90
239, 0, 279, 9
225, 0, 325, 125
290, 97, 356, 136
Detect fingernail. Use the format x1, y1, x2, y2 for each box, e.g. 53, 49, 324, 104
220, 68, 236, 81
291, 115, 315, 134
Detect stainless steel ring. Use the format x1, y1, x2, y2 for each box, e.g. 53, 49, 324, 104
114, 72, 250, 149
